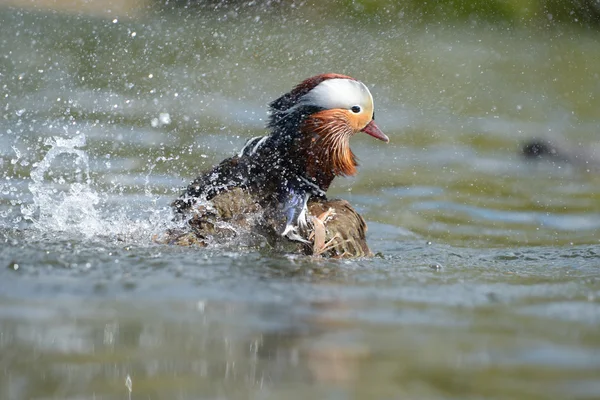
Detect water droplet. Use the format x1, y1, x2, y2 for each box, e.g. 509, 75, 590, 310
429, 263, 443, 271
159, 113, 171, 125
125, 374, 132, 394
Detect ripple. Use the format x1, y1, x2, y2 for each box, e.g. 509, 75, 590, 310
413, 201, 600, 231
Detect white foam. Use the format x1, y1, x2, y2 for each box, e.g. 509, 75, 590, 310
20, 132, 177, 243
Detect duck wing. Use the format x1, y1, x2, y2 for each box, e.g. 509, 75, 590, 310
307, 199, 371, 258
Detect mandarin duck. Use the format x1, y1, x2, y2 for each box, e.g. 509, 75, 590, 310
166, 73, 388, 257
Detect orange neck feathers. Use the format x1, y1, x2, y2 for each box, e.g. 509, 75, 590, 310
299, 109, 358, 190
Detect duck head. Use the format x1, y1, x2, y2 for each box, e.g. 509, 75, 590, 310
268, 73, 388, 191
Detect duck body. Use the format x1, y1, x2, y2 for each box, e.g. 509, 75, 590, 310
168, 73, 387, 257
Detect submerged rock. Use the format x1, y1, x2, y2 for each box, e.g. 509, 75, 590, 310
522, 138, 600, 170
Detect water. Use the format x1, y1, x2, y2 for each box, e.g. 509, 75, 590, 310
1, 4, 600, 400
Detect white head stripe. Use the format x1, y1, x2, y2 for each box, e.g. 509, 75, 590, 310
300, 78, 374, 111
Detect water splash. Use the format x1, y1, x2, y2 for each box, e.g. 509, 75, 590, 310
125, 374, 132, 400
19, 131, 176, 242
20, 133, 104, 236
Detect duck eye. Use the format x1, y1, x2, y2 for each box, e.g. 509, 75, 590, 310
351, 105, 361, 114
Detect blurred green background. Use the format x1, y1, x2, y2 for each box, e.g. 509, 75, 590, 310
3, 0, 600, 25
